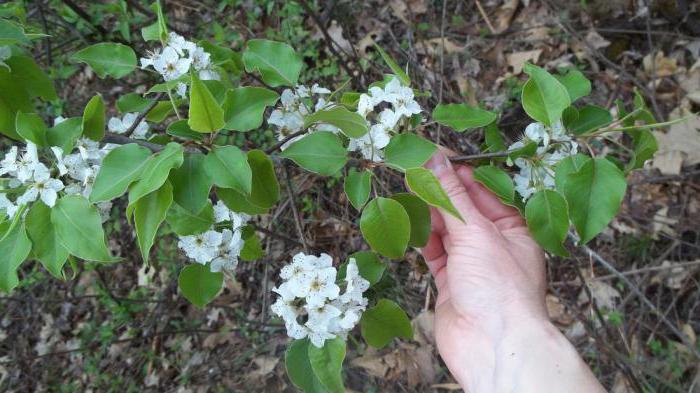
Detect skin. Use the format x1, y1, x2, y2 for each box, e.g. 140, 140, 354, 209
422, 150, 606, 393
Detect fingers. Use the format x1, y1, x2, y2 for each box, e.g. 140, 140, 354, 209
420, 232, 448, 291
424, 151, 487, 232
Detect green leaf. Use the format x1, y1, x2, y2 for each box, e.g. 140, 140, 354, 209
361, 299, 413, 348
188, 73, 225, 132
4, 56, 57, 101
0, 220, 31, 292
247, 150, 280, 208
222, 87, 279, 131
243, 39, 302, 87
522, 63, 571, 126
203, 146, 252, 194
555, 69, 591, 103
472, 165, 516, 206
344, 168, 372, 210
51, 195, 116, 262
405, 167, 462, 221
432, 103, 497, 132
134, 181, 173, 263
15, 111, 47, 146
524, 190, 569, 257
360, 197, 410, 259
0, 19, 31, 46
90, 144, 152, 203
384, 134, 436, 170
240, 226, 264, 261
374, 44, 410, 86
286, 339, 328, 393
628, 128, 658, 170
281, 131, 348, 176
391, 192, 431, 248
340, 251, 385, 286
484, 122, 506, 152
304, 106, 368, 138
71, 43, 137, 79
217, 187, 268, 215
308, 337, 346, 393
167, 119, 204, 141
166, 202, 215, 236
568, 105, 612, 135
117, 93, 152, 113
26, 202, 68, 278
556, 157, 626, 244
128, 142, 184, 206
146, 101, 174, 122
81, 94, 105, 140
178, 263, 223, 307
170, 153, 213, 213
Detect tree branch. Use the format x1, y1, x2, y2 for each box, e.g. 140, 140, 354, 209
448, 151, 509, 162
124, 92, 165, 137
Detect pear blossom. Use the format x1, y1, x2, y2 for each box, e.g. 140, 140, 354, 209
16, 165, 64, 207
267, 85, 335, 150
210, 229, 244, 272
178, 230, 223, 264
142, 32, 219, 84
153, 46, 192, 81
0, 194, 18, 218
108, 113, 149, 140
15, 142, 41, 182
0, 146, 18, 177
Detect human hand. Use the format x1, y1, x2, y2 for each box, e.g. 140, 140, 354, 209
422, 149, 604, 393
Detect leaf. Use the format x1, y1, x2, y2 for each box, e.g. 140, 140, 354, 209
15, 111, 47, 146
128, 142, 184, 206
628, 128, 658, 170
146, 101, 174, 122
188, 73, 225, 133
25, 202, 68, 278
222, 87, 279, 131
286, 339, 328, 393
405, 167, 462, 221
341, 251, 385, 286
203, 146, 252, 194
568, 105, 612, 135
304, 106, 368, 138
344, 168, 372, 210
243, 39, 302, 87
360, 197, 410, 259
178, 263, 223, 307
556, 157, 626, 244
360, 299, 413, 348
307, 337, 346, 393
524, 190, 569, 257
281, 132, 348, 176
374, 44, 410, 86
167, 119, 204, 141
134, 181, 173, 263
81, 94, 105, 140
384, 134, 436, 170
391, 193, 431, 247
240, 226, 264, 261
47, 117, 82, 153
217, 187, 268, 215
166, 202, 215, 236
0, 219, 31, 292
472, 165, 516, 206
522, 63, 571, 126
170, 153, 213, 213
484, 122, 506, 152
0, 19, 31, 46
90, 144, 153, 203
432, 103, 497, 132
71, 43, 137, 79
4, 56, 57, 101
555, 69, 591, 103
51, 195, 116, 262
117, 93, 152, 113
247, 150, 280, 209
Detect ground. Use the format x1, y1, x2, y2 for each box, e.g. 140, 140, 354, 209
1, 0, 699, 392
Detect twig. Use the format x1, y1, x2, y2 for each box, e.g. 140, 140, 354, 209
35, 0, 52, 66
283, 164, 310, 253
436, 0, 448, 143
124, 92, 165, 137
264, 130, 306, 154
249, 223, 303, 246
474, 0, 496, 34
449, 150, 509, 162
102, 132, 166, 152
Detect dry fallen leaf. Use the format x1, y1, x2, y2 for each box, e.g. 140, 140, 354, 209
506, 49, 542, 74
585, 30, 611, 50
313, 20, 353, 54
652, 107, 700, 175
415, 38, 465, 57
651, 206, 678, 238
546, 294, 574, 325
611, 372, 635, 393
389, 0, 428, 23
578, 281, 621, 310
651, 260, 694, 289
252, 356, 279, 378
643, 51, 679, 78
493, 0, 519, 34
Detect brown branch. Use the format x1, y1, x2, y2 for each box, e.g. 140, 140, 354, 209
102, 132, 166, 152
283, 164, 310, 253
124, 92, 165, 137
264, 129, 307, 154
448, 151, 509, 162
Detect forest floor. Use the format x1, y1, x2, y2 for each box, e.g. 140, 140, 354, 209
1, 0, 700, 392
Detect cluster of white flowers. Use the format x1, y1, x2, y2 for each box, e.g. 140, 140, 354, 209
271, 253, 369, 348
0, 117, 114, 220
177, 201, 250, 273
509, 121, 579, 201
140, 32, 219, 97
351, 77, 422, 161
108, 113, 150, 140
267, 84, 334, 150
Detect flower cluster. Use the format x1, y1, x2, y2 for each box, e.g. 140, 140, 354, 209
351, 77, 422, 161
509, 121, 579, 201
108, 113, 150, 140
177, 201, 249, 273
0, 118, 114, 220
267, 84, 334, 150
140, 32, 219, 97
271, 253, 369, 348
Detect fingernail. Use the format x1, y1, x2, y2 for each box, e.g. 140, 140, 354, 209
425, 151, 448, 175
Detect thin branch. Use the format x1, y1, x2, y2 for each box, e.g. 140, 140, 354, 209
249, 222, 303, 246
264, 130, 306, 154
283, 164, 310, 253
474, 0, 496, 34
124, 92, 165, 137
449, 150, 509, 162
102, 132, 166, 152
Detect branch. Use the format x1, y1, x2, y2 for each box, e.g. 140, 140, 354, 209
124, 92, 165, 137
283, 164, 310, 253
264, 130, 307, 154
102, 132, 166, 152
448, 151, 509, 162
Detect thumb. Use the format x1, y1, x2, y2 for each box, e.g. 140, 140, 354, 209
424, 151, 486, 231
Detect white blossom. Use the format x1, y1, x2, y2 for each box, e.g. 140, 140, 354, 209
153, 46, 192, 81
17, 165, 64, 207
0, 193, 18, 218
210, 229, 244, 272
177, 230, 223, 264
0, 146, 18, 177
108, 113, 149, 140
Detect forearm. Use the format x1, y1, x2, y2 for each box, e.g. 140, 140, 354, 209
450, 319, 606, 393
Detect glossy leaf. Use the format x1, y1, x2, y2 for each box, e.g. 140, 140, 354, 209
15, 111, 47, 146
170, 153, 213, 213
217, 187, 268, 215
555, 69, 591, 103
178, 263, 223, 307
204, 146, 252, 194
308, 337, 346, 393
0, 220, 31, 292
361, 299, 413, 348
524, 190, 569, 257
166, 202, 215, 236
243, 39, 302, 87
472, 165, 516, 206
81, 94, 105, 140
134, 181, 173, 263
405, 167, 462, 221
360, 197, 410, 259
4, 55, 57, 101
47, 117, 82, 153
374, 44, 410, 86
432, 103, 497, 132
521, 63, 571, 126
90, 144, 152, 203
304, 106, 368, 138
344, 168, 372, 210
286, 339, 327, 393
384, 134, 436, 170
71, 43, 137, 79
391, 192, 431, 247
166, 119, 203, 141
568, 105, 612, 135
223, 87, 279, 131
26, 202, 68, 278
188, 73, 225, 132
128, 142, 184, 206
339, 251, 386, 287
281, 132, 348, 176
51, 195, 116, 262
117, 93, 152, 113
